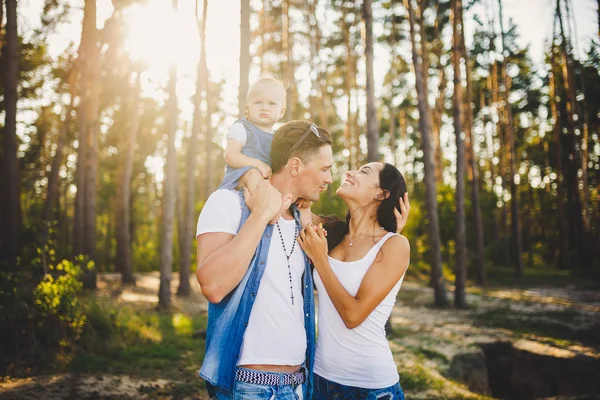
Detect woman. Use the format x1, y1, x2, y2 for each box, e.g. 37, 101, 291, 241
298, 162, 410, 400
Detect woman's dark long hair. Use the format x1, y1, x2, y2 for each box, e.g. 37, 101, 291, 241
324, 163, 407, 251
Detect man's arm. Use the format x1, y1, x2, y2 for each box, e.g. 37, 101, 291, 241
196, 182, 281, 303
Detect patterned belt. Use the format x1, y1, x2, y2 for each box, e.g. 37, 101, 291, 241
235, 368, 306, 386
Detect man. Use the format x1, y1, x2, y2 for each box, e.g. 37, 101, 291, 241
196, 120, 333, 399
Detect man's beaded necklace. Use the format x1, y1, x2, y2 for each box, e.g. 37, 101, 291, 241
275, 221, 298, 305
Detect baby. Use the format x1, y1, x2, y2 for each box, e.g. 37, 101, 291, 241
220, 77, 286, 192
219, 77, 311, 225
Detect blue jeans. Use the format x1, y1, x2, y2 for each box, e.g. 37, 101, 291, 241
212, 368, 304, 400
313, 374, 405, 400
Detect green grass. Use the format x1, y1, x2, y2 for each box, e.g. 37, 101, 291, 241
482, 263, 598, 289
72, 297, 207, 384
472, 307, 600, 347
398, 363, 445, 392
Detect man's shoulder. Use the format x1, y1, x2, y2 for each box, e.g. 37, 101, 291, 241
206, 189, 242, 208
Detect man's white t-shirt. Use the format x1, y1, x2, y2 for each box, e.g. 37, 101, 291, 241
196, 189, 307, 366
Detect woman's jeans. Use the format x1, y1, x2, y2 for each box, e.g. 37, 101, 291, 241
312, 373, 405, 400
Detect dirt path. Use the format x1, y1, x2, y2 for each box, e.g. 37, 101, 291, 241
2, 273, 598, 399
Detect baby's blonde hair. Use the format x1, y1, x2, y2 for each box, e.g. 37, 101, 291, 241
246, 76, 288, 103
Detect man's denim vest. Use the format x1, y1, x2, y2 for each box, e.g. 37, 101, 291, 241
199, 190, 316, 399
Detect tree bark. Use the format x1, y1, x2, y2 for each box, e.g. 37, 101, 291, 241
202, 0, 213, 197
0, 0, 20, 269
178, 0, 208, 297
389, 105, 398, 166
282, 0, 296, 119
342, 13, 354, 169
363, 0, 379, 162
83, 0, 100, 288
239, 0, 250, 118
556, 0, 584, 269
403, 0, 448, 307
41, 68, 77, 261
116, 70, 141, 286
452, 0, 467, 308
461, 5, 485, 286
548, 45, 567, 269
159, 0, 180, 311
498, 0, 523, 277
0, 0, 4, 53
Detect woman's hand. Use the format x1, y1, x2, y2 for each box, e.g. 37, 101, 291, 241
297, 223, 328, 265
394, 192, 410, 234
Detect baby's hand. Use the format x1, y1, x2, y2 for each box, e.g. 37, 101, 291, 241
296, 199, 311, 209
297, 199, 313, 228
255, 161, 272, 179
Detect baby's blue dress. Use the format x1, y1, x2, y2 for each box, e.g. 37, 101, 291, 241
218, 118, 274, 190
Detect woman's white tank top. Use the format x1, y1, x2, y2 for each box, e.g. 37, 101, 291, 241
314, 232, 406, 389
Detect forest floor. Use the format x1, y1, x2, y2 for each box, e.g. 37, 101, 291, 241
1, 269, 599, 399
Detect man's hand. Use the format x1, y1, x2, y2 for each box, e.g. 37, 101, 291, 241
394, 192, 410, 234
243, 179, 290, 223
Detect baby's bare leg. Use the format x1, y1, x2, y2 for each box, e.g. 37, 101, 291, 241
236, 168, 265, 192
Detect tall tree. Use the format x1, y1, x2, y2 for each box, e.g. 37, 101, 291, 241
452, 0, 467, 308
73, 0, 100, 289
115, 70, 141, 286
403, 0, 448, 307
41, 65, 76, 256
159, 0, 180, 310
364, 0, 379, 162
498, 0, 523, 277
461, 15, 486, 286
549, 40, 568, 269
0, 0, 20, 269
239, 0, 250, 118
178, 0, 208, 297
281, 0, 297, 119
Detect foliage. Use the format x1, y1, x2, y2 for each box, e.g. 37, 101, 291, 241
0, 255, 91, 376
75, 298, 207, 381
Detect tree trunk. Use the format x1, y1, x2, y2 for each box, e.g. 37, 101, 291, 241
179, 0, 208, 297
342, 14, 354, 170
452, 0, 467, 308
389, 105, 398, 166
73, 0, 101, 288
0, 0, 20, 269
41, 68, 77, 264
282, 0, 295, 119
159, 0, 180, 311
116, 70, 141, 286
548, 46, 567, 269
430, 1, 445, 184
461, 6, 485, 286
403, 0, 448, 307
260, 0, 266, 74
239, 0, 250, 118
363, 0, 378, 162
399, 109, 407, 168
202, 0, 213, 197
498, 0, 523, 277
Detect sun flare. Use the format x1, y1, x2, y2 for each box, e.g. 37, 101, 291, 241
124, 0, 200, 75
